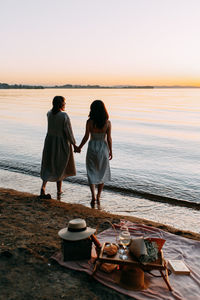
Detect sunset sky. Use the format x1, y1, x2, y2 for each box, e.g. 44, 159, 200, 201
1, 0, 200, 86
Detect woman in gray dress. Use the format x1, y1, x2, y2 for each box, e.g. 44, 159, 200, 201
40, 96, 76, 198
77, 100, 112, 208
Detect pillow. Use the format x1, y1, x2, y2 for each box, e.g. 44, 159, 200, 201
129, 237, 147, 258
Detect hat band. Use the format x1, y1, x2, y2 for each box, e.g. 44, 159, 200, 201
68, 227, 87, 232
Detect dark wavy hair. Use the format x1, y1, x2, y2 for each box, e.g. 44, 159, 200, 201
89, 100, 109, 129
52, 96, 65, 114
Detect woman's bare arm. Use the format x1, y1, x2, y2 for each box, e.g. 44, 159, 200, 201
77, 120, 90, 151
107, 121, 113, 160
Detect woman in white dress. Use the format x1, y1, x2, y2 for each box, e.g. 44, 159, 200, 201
40, 96, 76, 198
77, 100, 112, 208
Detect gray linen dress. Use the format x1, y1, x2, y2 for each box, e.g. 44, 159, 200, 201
40, 110, 76, 181
86, 132, 111, 184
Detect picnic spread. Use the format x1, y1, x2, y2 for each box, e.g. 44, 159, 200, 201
53, 219, 200, 300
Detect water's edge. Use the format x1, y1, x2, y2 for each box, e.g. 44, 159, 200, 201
1, 164, 199, 211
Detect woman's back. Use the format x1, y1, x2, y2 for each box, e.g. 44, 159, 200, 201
47, 110, 66, 136
88, 119, 109, 133
40, 95, 76, 194
86, 120, 111, 185
77, 99, 112, 208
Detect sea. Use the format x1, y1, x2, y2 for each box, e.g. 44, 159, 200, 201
0, 88, 200, 233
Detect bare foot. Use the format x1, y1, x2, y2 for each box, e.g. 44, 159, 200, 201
39, 188, 51, 199
90, 198, 96, 209
39, 193, 51, 199
96, 195, 101, 209
97, 194, 101, 204
40, 188, 45, 195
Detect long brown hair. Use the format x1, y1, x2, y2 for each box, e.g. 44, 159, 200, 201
89, 100, 109, 129
52, 96, 65, 114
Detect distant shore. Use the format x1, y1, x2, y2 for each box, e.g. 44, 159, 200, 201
0, 83, 153, 89
1, 82, 200, 89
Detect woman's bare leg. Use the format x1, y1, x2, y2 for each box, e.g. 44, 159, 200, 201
89, 184, 96, 208
57, 181, 62, 194
97, 183, 104, 206
41, 181, 47, 195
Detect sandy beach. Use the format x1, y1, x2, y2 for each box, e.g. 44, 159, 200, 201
0, 187, 199, 300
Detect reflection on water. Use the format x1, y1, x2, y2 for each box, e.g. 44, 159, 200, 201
0, 88, 200, 232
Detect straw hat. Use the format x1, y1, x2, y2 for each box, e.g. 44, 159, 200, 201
58, 218, 96, 241
116, 266, 148, 290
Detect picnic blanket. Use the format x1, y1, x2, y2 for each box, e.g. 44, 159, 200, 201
52, 222, 200, 300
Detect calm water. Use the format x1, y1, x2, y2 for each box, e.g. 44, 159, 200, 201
0, 88, 200, 233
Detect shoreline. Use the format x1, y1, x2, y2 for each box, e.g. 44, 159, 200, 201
100, 184, 200, 210
1, 166, 200, 210
0, 188, 200, 299
1, 187, 199, 241
1, 168, 199, 234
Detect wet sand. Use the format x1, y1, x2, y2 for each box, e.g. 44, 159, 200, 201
0, 188, 199, 300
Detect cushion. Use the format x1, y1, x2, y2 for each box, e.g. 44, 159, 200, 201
129, 237, 147, 258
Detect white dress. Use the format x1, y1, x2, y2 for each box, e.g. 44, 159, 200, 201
86, 132, 111, 184
40, 110, 76, 182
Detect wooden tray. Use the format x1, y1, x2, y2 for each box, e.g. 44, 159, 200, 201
98, 242, 165, 271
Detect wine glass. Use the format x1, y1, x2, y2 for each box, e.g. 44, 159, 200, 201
117, 223, 128, 254
118, 229, 131, 260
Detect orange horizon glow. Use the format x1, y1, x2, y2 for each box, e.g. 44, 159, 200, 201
2, 74, 200, 88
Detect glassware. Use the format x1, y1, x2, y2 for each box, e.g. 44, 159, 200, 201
117, 223, 127, 254
118, 229, 131, 260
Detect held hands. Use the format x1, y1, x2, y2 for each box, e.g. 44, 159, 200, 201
74, 145, 81, 153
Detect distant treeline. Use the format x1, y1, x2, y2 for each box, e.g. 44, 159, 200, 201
52, 84, 106, 89
1, 82, 199, 89
51, 84, 154, 89
0, 82, 154, 89
0, 83, 44, 89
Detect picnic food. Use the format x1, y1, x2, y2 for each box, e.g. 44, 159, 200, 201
104, 243, 118, 256
100, 263, 118, 273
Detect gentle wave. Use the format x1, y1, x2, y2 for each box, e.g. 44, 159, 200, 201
1, 88, 200, 233
1, 162, 199, 211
